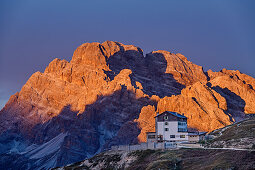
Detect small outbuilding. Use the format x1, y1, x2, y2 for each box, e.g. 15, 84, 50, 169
188, 132, 207, 143
146, 132, 157, 143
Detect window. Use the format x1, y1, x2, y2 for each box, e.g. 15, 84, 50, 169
148, 135, 156, 139
178, 128, 187, 132
165, 122, 168, 125
165, 128, 169, 131
164, 116, 168, 120
170, 135, 175, 138
178, 121, 186, 126
180, 135, 186, 138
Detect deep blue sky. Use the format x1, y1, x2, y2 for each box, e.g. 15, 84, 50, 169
0, 0, 255, 109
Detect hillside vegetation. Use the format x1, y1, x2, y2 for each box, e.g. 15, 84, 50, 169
55, 148, 255, 170
207, 117, 255, 149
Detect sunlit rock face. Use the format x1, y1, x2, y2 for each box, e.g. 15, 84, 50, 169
0, 41, 254, 169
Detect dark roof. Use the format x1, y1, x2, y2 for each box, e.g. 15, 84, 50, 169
155, 111, 187, 119
188, 132, 199, 136
199, 132, 207, 135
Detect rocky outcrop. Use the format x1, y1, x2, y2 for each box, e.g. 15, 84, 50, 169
208, 69, 255, 116
146, 51, 208, 86
135, 105, 157, 142
0, 41, 255, 169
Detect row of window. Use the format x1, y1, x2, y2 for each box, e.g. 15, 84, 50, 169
164, 128, 187, 132
148, 134, 186, 139
170, 135, 186, 138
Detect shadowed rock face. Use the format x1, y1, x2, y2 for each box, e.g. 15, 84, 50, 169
0, 41, 255, 169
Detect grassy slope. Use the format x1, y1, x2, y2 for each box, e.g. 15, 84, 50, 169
58, 149, 255, 170
208, 117, 255, 148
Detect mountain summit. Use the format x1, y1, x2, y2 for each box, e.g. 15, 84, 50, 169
0, 41, 255, 169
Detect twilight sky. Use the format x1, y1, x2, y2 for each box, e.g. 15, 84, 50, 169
0, 0, 255, 109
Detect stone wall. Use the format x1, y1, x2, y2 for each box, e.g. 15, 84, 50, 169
111, 142, 177, 151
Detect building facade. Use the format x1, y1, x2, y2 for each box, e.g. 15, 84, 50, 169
155, 111, 188, 142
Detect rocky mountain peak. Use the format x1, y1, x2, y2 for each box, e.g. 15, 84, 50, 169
0, 41, 254, 169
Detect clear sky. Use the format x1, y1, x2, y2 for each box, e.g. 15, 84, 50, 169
0, 0, 255, 109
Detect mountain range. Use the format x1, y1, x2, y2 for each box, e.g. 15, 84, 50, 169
0, 41, 255, 169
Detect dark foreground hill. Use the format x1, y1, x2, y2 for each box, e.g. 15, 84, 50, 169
54, 149, 255, 170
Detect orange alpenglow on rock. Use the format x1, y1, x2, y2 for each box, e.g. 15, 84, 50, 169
1, 41, 255, 146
